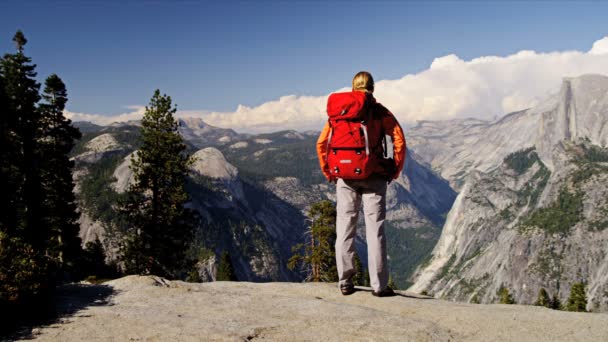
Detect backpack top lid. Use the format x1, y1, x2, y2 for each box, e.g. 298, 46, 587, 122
327, 91, 368, 120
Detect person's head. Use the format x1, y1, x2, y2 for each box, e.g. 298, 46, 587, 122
352, 71, 374, 93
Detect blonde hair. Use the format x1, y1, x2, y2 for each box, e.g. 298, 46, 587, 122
352, 71, 374, 93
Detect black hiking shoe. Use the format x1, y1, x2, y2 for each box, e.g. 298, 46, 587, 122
340, 284, 355, 296
372, 286, 396, 297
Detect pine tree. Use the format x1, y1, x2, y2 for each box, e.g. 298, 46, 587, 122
0, 50, 16, 235
38, 74, 82, 275
363, 267, 370, 287
1, 30, 43, 249
497, 286, 515, 304
288, 200, 337, 282
216, 251, 237, 281
550, 293, 563, 310
0, 31, 51, 325
566, 282, 587, 312
535, 288, 550, 308
120, 90, 197, 279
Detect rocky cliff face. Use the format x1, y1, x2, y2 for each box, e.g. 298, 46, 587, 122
72, 126, 305, 281
409, 74, 608, 311
72, 120, 456, 286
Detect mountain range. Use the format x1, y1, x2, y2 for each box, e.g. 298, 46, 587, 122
72, 74, 608, 311
72, 115, 455, 287
409, 74, 608, 311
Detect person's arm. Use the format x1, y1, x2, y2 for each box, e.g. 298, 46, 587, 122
316, 121, 333, 181
383, 112, 406, 179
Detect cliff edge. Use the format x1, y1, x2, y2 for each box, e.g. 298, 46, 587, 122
16, 275, 608, 341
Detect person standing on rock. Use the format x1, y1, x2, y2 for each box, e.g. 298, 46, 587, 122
316, 71, 406, 296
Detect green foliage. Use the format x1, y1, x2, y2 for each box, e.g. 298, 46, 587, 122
522, 188, 584, 235
470, 293, 480, 304
566, 282, 587, 312
186, 269, 202, 283
504, 147, 537, 175
81, 239, 119, 281
352, 253, 365, 286
515, 160, 551, 208
574, 143, 608, 164
221, 133, 325, 186
388, 275, 398, 290
534, 288, 550, 308
497, 286, 515, 304
288, 200, 337, 282
216, 251, 237, 281
0, 31, 82, 319
38, 74, 83, 274
385, 222, 442, 289
1, 30, 43, 250
0, 231, 50, 304
550, 293, 563, 310
363, 268, 370, 287
79, 152, 129, 224
119, 90, 198, 279
569, 142, 608, 186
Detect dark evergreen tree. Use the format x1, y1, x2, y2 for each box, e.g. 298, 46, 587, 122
0, 51, 17, 236
120, 89, 197, 279
550, 293, 563, 310
497, 286, 515, 304
38, 74, 82, 275
534, 288, 550, 308
82, 238, 117, 281
566, 282, 587, 312
1, 31, 43, 249
216, 251, 237, 281
288, 200, 337, 282
352, 253, 364, 286
0, 31, 49, 327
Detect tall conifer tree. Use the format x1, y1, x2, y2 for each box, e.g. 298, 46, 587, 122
216, 251, 237, 281
1, 31, 49, 319
120, 90, 196, 279
0, 56, 15, 233
288, 200, 337, 282
566, 282, 587, 312
1, 30, 43, 248
38, 74, 82, 273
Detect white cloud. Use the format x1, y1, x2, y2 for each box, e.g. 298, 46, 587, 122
589, 37, 608, 55
65, 106, 146, 125
68, 36, 608, 133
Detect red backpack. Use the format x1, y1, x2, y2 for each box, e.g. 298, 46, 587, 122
326, 91, 386, 180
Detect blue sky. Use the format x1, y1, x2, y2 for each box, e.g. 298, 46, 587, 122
1, 1, 608, 130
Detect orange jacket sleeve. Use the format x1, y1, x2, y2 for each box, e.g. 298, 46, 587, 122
383, 112, 406, 179
316, 121, 332, 180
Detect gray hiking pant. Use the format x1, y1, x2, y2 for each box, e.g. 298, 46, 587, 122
335, 175, 388, 292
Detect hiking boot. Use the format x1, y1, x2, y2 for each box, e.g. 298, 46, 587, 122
372, 286, 395, 297
340, 284, 355, 296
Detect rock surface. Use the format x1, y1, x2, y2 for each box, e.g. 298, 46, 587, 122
409, 75, 608, 310
24, 276, 608, 341
406, 74, 608, 190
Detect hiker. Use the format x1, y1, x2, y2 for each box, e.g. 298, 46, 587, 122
316, 71, 406, 297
